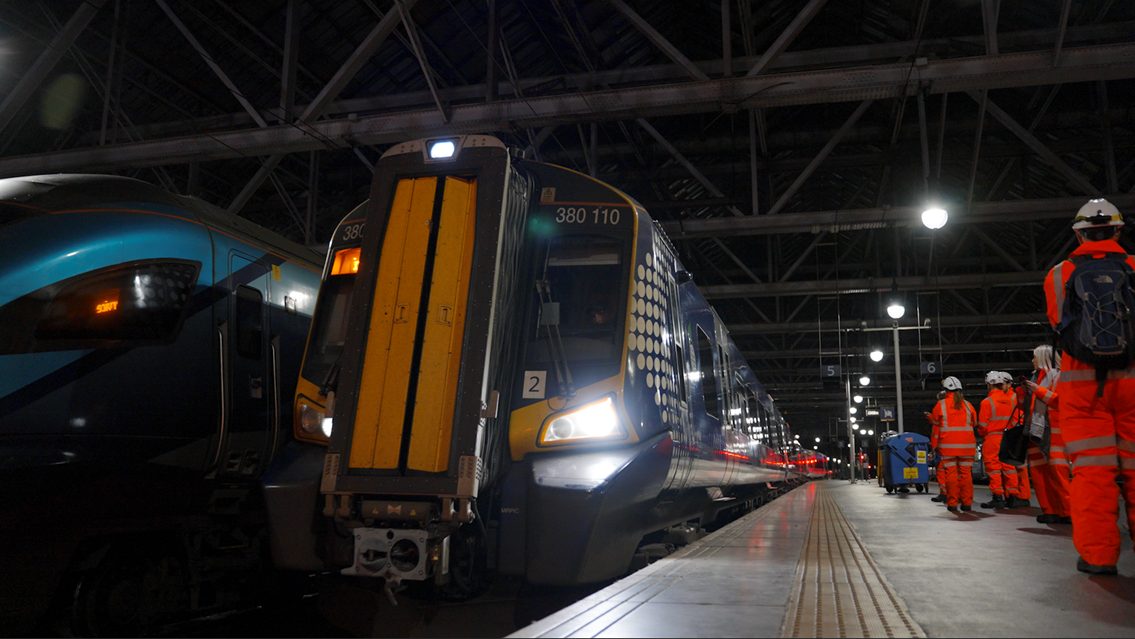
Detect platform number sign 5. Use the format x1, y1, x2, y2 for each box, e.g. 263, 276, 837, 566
523, 370, 547, 399
821, 363, 841, 378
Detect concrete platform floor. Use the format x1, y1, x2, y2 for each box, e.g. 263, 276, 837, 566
512, 480, 1135, 638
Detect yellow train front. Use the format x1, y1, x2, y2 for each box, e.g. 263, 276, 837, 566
270, 135, 798, 591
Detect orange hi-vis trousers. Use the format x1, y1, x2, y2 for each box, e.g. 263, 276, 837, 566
979, 390, 1018, 498
939, 456, 975, 508
1058, 363, 1135, 566
982, 434, 1019, 499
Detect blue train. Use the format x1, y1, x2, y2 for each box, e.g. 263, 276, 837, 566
265, 136, 823, 596
0, 174, 321, 635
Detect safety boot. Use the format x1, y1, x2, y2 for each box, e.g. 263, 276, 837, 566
980, 495, 1007, 509
1036, 513, 1058, 524
1077, 557, 1117, 575
1007, 496, 1031, 508
960, 504, 972, 512
946, 505, 959, 513
930, 495, 945, 502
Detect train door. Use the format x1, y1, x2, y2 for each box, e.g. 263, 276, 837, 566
220, 253, 273, 478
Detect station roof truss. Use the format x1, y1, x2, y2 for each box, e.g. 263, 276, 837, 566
1, 0, 1133, 439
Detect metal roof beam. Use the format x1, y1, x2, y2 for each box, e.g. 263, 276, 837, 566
969, 90, 1099, 195
0, 0, 107, 136
68, 20, 1135, 146
660, 194, 1135, 239
702, 271, 1044, 299
2, 43, 1135, 175
154, 0, 268, 128
729, 312, 1045, 336
610, 0, 709, 81
746, 0, 828, 77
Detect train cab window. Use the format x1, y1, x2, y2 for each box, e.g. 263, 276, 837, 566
0, 260, 199, 354
234, 285, 263, 359
696, 327, 719, 420
301, 272, 355, 384
525, 236, 626, 390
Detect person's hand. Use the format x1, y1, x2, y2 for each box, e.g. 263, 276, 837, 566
1025, 380, 1039, 391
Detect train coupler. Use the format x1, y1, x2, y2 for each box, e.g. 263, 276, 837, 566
341, 527, 450, 583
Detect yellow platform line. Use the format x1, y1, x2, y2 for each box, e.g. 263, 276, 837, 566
783, 488, 926, 638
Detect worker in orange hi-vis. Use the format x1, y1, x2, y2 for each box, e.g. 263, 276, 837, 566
998, 370, 1033, 509
930, 377, 979, 513
977, 371, 1018, 509
925, 390, 949, 504
1043, 198, 1135, 576
1022, 346, 1072, 524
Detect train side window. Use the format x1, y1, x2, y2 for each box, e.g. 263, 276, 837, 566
746, 396, 760, 439
696, 327, 719, 420
234, 285, 263, 359
675, 344, 688, 403
0, 260, 199, 354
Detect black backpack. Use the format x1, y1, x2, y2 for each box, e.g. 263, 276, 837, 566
1055, 253, 1135, 379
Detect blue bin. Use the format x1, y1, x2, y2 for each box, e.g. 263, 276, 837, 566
880, 432, 930, 494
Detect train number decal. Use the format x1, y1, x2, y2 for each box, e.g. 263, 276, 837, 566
340, 222, 365, 241
553, 206, 623, 225
522, 370, 547, 399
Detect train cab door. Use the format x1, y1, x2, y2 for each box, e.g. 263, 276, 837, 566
218, 253, 273, 479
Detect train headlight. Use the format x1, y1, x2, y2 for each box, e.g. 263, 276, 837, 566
427, 139, 457, 159
299, 400, 326, 435
540, 397, 624, 445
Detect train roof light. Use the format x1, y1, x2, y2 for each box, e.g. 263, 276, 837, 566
428, 139, 457, 160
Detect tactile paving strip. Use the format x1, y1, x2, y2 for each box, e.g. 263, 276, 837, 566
782, 487, 926, 638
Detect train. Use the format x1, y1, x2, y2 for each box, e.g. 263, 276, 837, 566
0, 174, 322, 635
262, 135, 826, 597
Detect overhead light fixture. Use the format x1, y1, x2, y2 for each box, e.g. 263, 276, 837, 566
868, 429, 874, 436
859, 375, 871, 386
815, 437, 821, 443
886, 301, 905, 320
853, 394, 863, 404
850, 416, 858, 423
859, 428, 867, 435
921, 206, 949, 230
870, 349, 884, 362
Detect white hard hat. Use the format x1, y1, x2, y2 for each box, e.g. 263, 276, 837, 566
998, 371, 1014, 384
1073, 198, 1124, 230
984, 370, 1000, 385
942, 376, 962, 391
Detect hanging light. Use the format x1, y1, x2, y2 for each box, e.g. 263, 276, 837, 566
853, 394, 863, 404
886, 301, 906, 320
870, 349, 884, 362
921, 206, 949, 230
849, 407, 858, 415
859, 375, 871, 386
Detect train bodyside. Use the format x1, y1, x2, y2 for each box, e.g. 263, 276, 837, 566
267, 136, 810, 591
499, 164, 796, 584
0, 174, 320, 634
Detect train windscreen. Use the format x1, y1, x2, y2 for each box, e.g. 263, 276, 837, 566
300, 273, 354, 387
525, 235, 625, 391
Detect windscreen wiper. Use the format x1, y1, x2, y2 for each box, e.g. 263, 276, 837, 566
534, 276, 576, 399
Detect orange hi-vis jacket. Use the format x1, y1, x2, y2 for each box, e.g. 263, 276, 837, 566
977, 388, 1015, 438
930, 396, 978, 458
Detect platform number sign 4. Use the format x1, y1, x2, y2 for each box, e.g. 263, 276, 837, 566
523, 370, 547, 399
